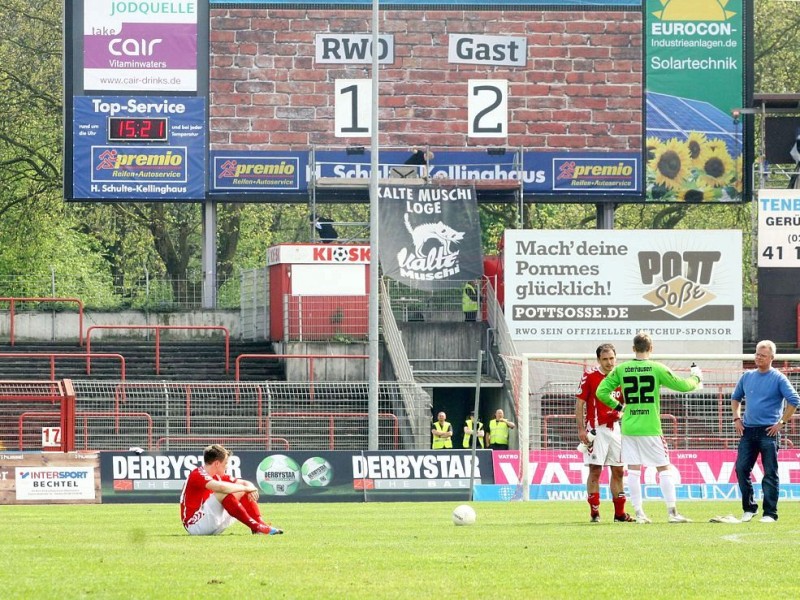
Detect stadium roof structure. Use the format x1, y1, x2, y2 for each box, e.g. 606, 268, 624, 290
646, 91, 741, 153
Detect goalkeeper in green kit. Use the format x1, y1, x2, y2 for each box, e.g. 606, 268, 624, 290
596, 331, 702, 524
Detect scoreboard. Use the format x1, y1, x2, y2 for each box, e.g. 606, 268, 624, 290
65, 0, 752, 203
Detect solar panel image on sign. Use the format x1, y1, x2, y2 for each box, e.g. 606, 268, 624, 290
646, 91, 741, 154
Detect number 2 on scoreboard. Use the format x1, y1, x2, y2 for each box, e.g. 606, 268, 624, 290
469, 80, 508, 138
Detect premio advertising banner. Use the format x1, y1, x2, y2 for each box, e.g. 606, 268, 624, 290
645, 0, 745, 202
504, 229, 742, 342
378, 184, 483, 290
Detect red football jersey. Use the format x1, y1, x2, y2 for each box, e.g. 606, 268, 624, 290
576, 366, 623, 429
179, 466, 236, 527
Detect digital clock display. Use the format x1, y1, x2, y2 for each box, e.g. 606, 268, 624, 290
108, 117, 168, 142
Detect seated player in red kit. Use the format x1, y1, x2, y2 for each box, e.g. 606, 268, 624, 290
180, 444, 283, 536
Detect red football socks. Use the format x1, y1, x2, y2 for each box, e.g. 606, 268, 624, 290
588, 492, 600, 516
221, 494, 260, 532
239, 493, 267, 525
613, 494, 627, 518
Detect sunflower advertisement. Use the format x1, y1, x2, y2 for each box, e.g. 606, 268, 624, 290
646, 0, 745, 202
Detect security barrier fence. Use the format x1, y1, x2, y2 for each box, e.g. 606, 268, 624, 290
1, 380, 432, 452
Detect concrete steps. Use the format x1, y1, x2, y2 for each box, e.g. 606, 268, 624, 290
0, 340, 285, 382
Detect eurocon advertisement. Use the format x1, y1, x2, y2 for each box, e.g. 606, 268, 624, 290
645, 0, 745, 202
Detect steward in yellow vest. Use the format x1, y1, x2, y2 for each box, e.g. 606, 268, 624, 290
462, 415, 485, 448
432, 411, 454, 449
462, 281, 479, 322
488, 409, 516, 449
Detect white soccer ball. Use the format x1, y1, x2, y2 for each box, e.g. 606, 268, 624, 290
331, 246, 349, 262
257, 454, 301, 496
452, 504, 477, 526
301, 456, 334, 487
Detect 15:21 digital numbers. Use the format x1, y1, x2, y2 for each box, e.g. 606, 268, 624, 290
107, 117, 168, 142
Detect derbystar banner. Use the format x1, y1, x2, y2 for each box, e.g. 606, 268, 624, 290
505, 229, 742, 341
100, 450, 493, 503
83, 0, 199, 92
379, 184, 483, 290
72, 96, 206, 200
645, 0, 745, 202
484, 449, 800, 501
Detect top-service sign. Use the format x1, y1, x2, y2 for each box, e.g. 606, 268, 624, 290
504, 229, 742, 341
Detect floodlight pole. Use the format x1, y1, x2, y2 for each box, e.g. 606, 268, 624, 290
468, 349, 484, 501
367, 0, 380, 450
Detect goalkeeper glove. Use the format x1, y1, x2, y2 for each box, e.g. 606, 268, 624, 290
690, 363, 703, 381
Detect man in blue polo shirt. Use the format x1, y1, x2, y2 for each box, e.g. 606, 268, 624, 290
732, 340, 800, 523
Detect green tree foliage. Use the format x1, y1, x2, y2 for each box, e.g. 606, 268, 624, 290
0, 1, 788, 310
754, 0, 800, 92
0, 0, 115, 305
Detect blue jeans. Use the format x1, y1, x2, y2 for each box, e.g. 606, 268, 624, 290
735, 426, 780, 519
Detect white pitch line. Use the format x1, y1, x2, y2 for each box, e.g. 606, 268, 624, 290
721, 531, 800, 544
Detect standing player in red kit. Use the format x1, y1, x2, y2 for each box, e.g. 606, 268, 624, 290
180, 444, 283, 536
575, 344, 634, 523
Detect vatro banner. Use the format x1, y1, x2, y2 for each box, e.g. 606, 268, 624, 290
757, 189, 800, 268
379, 184, 483, 290
504, 229, 742, 341
645, 0, 745, 202
487, 449, 800, 501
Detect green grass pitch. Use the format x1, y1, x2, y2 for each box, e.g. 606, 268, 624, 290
1, 501, 799, 599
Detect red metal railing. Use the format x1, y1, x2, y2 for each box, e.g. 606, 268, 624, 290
0, 297, 84, 346
112, 381, 269, 436
86, 325, 230, 375
155, 436, 290, 451
3, 379, 76, 451
18, 410, 153, 451
265, 411, 399, 450
0, 352, 126, 381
